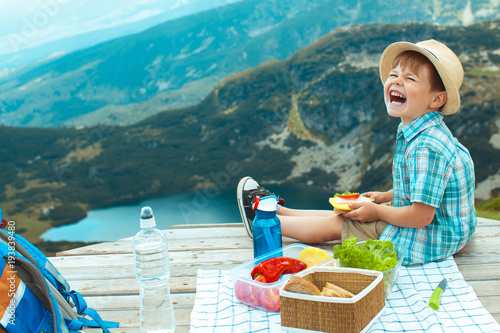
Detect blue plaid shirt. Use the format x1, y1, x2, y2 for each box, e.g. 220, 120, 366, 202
380, 111, 477, 265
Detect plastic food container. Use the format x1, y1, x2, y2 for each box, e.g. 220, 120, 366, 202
380, 245, 405, 295
334, 241, 406, 296
230, 243, 332, 312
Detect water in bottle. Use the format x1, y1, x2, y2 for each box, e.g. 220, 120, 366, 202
252, 195, 282, 258
133, 206, 176, 333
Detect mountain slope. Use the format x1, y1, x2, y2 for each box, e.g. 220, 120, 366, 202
0, 0, 498, 127
0, 20, 498, 244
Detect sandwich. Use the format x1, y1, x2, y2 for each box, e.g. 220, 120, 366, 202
329, 191, 373, 214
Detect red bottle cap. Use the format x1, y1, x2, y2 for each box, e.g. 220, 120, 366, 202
253, 196, 260, 210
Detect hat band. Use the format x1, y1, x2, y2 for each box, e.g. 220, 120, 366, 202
421, 46, 439, 61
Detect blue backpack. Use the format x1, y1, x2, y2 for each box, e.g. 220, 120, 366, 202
0, 227, 119, 333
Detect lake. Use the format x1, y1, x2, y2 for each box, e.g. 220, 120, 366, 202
41, 183, 333, 242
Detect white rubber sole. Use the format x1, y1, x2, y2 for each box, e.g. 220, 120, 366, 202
236, 176, 259, 238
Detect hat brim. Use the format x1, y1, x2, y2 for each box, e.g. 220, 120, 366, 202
379, 42, 460, 115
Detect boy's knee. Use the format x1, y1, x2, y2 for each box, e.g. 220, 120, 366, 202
306, 217, 342, 243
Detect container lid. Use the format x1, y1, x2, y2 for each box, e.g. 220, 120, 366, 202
254, 195, 278, 212
140, 206, 156, 228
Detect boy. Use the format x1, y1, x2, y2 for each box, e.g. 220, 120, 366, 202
237, 40, 477, 265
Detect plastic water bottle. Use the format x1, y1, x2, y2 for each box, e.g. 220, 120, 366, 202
133, 206, 176, 333
252, 195, 282, 258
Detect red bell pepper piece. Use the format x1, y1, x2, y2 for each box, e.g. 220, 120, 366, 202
251, 257, 307, 283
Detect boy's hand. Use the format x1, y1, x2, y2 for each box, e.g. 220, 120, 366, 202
343, 201, 379, 222
361, 190, 393, 204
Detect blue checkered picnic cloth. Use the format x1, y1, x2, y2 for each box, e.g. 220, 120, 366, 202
190, 256, 500, 332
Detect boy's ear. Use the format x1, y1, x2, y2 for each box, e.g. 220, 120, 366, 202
430, 91, 447, 110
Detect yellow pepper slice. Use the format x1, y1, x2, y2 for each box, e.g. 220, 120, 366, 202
298, 247, 331, 268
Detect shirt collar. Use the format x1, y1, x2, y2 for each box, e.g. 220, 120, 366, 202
397, 111, 443, 141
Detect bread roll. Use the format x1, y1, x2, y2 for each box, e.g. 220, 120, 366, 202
321, 287, 341, 297
323, 282, 355, 298
284, 276, 321, 296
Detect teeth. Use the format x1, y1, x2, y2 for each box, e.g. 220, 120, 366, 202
390, 91, 406, 105
390, 91, 405, 98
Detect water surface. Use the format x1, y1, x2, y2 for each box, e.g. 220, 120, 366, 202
41, 183, 332, 242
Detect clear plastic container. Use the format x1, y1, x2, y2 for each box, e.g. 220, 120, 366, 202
380, 246, 405, 295
230, 244, 332, 312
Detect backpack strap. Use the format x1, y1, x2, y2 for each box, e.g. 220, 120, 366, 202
81, 309, 119, 330
12, 256, 69, 333
62, 290, 119, 332
0, 230, 70, 292
65, 316, 119, 333
47, 282, 78, 321
45, 260, 71, 291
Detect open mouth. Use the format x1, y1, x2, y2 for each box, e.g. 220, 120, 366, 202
390, 91, 407, 105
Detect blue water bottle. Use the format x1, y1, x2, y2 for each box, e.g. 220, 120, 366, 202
252, 195, 282, 258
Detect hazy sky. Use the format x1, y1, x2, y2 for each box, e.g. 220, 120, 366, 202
0, 0, 205, 56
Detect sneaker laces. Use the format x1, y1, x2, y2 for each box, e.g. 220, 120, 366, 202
246, 187, 285, 207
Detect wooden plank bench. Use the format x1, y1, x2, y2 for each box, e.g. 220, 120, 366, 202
51, 217, 500, 332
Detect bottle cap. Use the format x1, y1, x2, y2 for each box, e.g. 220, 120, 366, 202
140, 206, 156, 228
252, 196, 260, 210
254, 195, 278, 212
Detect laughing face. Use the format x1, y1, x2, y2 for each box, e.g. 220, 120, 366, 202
384, 63, 446, 126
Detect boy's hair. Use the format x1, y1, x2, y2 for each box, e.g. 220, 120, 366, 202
392, 51, 445, 93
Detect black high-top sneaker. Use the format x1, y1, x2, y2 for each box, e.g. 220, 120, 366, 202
236, 177, 285, 238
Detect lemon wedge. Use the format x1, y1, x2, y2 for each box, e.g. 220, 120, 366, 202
298, 247, 331, 268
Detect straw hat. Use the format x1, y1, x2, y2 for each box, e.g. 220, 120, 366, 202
379, 39, 464, 115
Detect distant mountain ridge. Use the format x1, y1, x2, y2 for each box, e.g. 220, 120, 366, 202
1, 20, 498, 245
0, 0, 498, 128
0, 0, 239, 71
